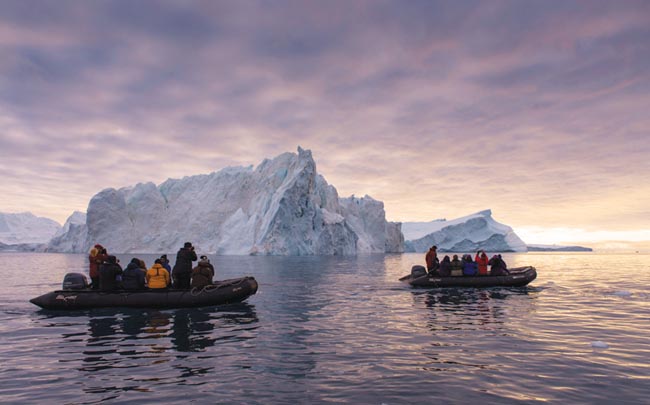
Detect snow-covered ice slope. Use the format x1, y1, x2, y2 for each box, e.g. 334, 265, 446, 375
47, 211, 88, 252
403, 210, 527, 252
49, 148, 403, 255
0, 212, 61, 244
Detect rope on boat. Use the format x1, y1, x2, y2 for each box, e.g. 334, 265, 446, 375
189, 283, 221, 296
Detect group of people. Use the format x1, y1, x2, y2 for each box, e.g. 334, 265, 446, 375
88, 242, 216, 292
425, 245, 510, 277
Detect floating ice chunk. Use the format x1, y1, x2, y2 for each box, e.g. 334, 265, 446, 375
591, 341, 609, 349
612, 290, 632, 297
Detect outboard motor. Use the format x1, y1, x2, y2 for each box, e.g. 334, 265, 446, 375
62, 273, 89, 290
411, 265, 427, 278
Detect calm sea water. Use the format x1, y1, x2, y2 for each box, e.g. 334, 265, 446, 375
1, 252, 648, 404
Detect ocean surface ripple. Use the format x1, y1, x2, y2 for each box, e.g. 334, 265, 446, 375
1, 252, 648, 404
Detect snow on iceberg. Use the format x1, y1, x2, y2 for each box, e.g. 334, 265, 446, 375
0, 212, 61, 244
402, 209, 527, 252
47, 211, 88, 253
49, 147, 404, 255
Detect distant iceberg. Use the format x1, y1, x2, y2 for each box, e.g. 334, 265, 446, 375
48, 148, 403, 255
0, 212, 61, 244
402, 210, 527, 252
527, 244, 592, 252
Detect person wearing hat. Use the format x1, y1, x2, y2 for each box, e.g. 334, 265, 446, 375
89, 243, 108, 290
99, 255, 123, 291
191, 255, 215, 289
146, 258, 171, 289
159, 254, 172, 272
475, 250, 489, 276
122, 257, 146, 290
425, 245, 439, 275
172, 242, 197, 289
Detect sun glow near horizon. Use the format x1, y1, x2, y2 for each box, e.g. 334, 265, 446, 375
515, 226, 650, 250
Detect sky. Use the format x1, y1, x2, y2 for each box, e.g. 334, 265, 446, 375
1, 0, 649, 247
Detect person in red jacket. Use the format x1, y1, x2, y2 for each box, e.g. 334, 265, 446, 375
475, 250, 489, 276
425, 245, 439, 275
88, 244, 108, 290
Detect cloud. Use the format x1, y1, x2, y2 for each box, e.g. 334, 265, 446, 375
0, 0, 648, 242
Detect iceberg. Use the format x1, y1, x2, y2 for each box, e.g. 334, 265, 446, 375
527, 244, 592, 252
47, 211, 88, 253
0, 212, 61, 244
402, 210, 527, 252
49, 148, 403, 255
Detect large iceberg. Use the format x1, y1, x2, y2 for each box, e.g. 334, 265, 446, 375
49, 148, 403, 255
0, 212, 61, 244
48, 211, 88, 253
402, 210, 527, 252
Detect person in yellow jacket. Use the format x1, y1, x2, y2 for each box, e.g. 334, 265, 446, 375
146, 259, 170, 289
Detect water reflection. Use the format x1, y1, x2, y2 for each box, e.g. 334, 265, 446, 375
35, 304, 259, 370
416, 287, 534, 332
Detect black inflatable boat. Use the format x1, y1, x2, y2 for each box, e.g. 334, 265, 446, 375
400, 266, 537, 288
30, 276, 258, 310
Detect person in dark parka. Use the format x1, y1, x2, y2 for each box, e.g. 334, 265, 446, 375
99, 255, 123, 291
438, 255, 451, 277
191, 255, 215, 289
172, 242, 197, 289
122, 258, 146, 290
489, 254, 510, 276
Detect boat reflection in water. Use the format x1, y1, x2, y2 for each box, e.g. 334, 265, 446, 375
418, 287, 535, 330
36, 304, 258, 379
412, 287, 538, 373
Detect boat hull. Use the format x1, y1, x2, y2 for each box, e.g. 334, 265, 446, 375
400, 266, 537, 288
30, 276, 258, 310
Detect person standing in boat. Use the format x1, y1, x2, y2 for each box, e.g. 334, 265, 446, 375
122, 258, 146, 290
425, 245, 439, 275
99, 255, 123, 291
172, 242, 197, 289
191, 255, 215, 289
146, 259, 171, 289
475, 250, 489, 276
89, 244, 108, 290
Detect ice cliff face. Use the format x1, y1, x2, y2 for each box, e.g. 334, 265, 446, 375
0, 212, 61, 244
47, 211, 88, 253
49, 148, 403, 255
402, 210, 527, 252
339, 195, 404, 254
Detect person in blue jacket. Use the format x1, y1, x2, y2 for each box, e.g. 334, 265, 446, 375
122, 258, 146, 290
462, 254, 478, 276
159, 254, 172, 272
438, 255, 451, 277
